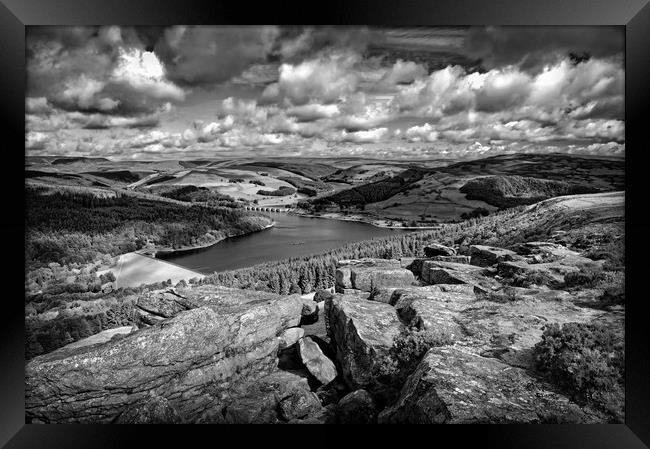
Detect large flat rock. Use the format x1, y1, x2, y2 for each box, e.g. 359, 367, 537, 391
335, 258, 402, 291
26, 287, 303, 423
350, 267, 416, 292
421, 261, 500, 293
396, 298, 465, 340
456, 296, 609, 369
470, 245, 522, 267
379, 346, 604, 424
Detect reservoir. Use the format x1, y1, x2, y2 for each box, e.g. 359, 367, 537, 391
162, 213, 410, 274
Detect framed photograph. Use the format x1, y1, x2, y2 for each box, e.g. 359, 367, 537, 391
2, 0, 649, 447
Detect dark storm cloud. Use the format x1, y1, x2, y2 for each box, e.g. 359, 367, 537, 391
463, 26, 624, 72
152, 26, 280, 86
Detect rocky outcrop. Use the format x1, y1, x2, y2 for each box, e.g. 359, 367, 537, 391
518, 241, 600, 266
351, 267, 416, 292
470, 245, 522, 267
402, 256, 470, 277
379, 346, 604, 424
26, 287, 303, 424
497, 260, 578, 287
368, 286, 400, 304
339, 288, 371, 299
455, 294, 605, 369
429, 255, 471, 264
390, 284, 476, 309
298, 337, 337, 385
389, 284, 476, 339
135, 290, 192, 318
395, 298, 463, 339
60, 326, 136, 352
487, 240, 607, 288
115, 392, 184, 424
335, 259, 409, 293
325, 295, 403, 392
421, 261, 500, 293
424, 244, 456, 257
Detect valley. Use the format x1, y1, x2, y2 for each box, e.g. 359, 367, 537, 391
26, 152, 623, 227
25, 190, 626, 424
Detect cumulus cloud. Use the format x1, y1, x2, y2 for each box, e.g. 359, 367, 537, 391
405, 123, 439, 142
378, 59, 427, 87
340, 127, 389, 143
286, 103, 340, 121
26, 97, 53, 114
26, 26, 625, 160
394, 57, 623, 127
81, 113, 160, 129
335, 93, 395, 130
26, 131, 50, 150
28, 28, 186, 120
268, 52, 360, 105
109, 48, 185, 102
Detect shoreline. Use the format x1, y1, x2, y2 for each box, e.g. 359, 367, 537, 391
137, 206, 442, 261
287, 210, 442, 230
141, 221, 275, 259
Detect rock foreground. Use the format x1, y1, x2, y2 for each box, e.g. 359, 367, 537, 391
26, 288, 305, 423
26, 192, 624, 424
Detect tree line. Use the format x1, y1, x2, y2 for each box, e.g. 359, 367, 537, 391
26, 187, 268, 268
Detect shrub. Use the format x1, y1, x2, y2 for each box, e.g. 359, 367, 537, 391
534, 322, 624, 420
297, 187, 317, 197
257, 186, 296, 197
393, 327, 452, 367
597, 285, 625, 308
508, 270, 559, 288
375, 327, 452, 380
461, 207, 490, 220
564, 268, 624, 300
564, 267, 608, 288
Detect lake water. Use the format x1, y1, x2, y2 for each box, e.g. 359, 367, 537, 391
162, 213, 410, 273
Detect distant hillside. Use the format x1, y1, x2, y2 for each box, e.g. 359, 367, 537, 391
51, 157, 110, 165
439, 153, 624, 191
313, 168, 429, 209
459, 175, 598, 208
83, 170, 142, 183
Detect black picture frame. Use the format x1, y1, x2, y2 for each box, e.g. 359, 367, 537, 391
2, 0, 649, 447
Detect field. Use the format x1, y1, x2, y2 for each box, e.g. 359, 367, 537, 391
97, 252, 205, 288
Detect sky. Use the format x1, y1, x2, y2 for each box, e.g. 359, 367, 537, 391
25, 26, 625, 161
